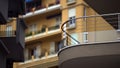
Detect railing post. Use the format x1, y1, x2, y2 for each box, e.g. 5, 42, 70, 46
94, 14, 97, 42
63, 23, 67, 46
118, 14, 120, 29
31, 55, 34, 61
46, 27, 48, 33
32, 31, 34, 38
45, 51, 48, 58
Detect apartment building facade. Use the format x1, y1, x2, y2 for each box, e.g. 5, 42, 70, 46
59, 0, 120, 68
14, 0, 61, 68
14, 0, 120, 68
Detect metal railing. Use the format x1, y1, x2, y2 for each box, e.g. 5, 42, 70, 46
0, 31, 16, 37
48, 25, 60, 31
26, 25, 60, 37
26, 0, 60, 13
0, 25, 16, 37
61, 13, 120, 46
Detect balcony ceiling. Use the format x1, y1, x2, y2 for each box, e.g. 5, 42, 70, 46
84, 0, 120, 29
84, 0, 120, 14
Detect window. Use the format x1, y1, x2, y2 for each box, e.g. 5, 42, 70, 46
70, 33, 78, 45
6, 25, 12, 37
56, 16, 61, 25
28, 45, 41, 60
50, 41, 62, 54
29, 24, 37, 34
69, 16, 76, 27
24, 48, 29, 61
50, 42, 55, 55
55, 41, 61, 52
67, 0, 76, 4
83, 32, 88, 43
28, 48, 36, 60
68, 8, 76, 28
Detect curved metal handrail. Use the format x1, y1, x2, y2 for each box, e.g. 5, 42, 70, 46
61, 13, 120, 46
61, 19, 80, 45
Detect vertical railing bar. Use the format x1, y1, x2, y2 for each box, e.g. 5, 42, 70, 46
118, 14, 120, 29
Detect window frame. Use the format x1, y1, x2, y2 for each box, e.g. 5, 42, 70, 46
68, 8, 76, 29
67, 0, 76, 5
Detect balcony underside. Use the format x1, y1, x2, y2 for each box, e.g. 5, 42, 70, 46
84, 0, 120, 29
0, 37, 24, 62
84, 0, 120, 14
58, 41, 120, 68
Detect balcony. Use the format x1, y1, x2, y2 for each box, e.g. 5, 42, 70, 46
0, 18, 27, 62
17, 38, 63, 67
58, 13, 120, 68
24, 0, 61, 18
18, 54, 58, 68
58, 41, 120, 68
25, 25, 61, 43
18, 39, 63, 67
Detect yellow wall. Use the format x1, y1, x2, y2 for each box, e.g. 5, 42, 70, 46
86, 7, 114, 32
61, 0, 114, 33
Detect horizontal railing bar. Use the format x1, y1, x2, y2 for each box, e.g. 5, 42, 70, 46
61, 13, 120, 46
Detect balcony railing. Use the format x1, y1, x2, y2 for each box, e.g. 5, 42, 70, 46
26, 0, 60, 13
0, 31, 16, 37
61, 13, 120, 46
0, 25, 16, 37
24, 40, 62, 62
26, 51, 57, 62
26, 25, 60, 37
48, 25, 60, 31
